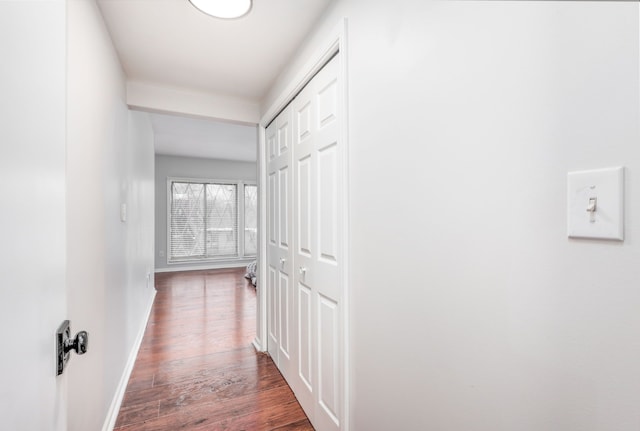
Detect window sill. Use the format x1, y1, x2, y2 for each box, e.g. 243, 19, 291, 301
168, 256, 256, 265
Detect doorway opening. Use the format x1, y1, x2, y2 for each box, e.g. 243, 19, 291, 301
149, 111, 260, 277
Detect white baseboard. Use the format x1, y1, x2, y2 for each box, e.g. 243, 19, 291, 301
252, 337, 265, 352
155, 260, 252, 273
101, 289, 156, 431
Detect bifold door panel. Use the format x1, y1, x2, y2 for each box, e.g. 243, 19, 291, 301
266, 105, 294, 382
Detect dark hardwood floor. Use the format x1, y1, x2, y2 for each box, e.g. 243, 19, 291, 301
114, 268, 313, 431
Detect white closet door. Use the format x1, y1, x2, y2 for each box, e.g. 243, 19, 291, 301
293, 55, 342, 431
266, 105, 294, 381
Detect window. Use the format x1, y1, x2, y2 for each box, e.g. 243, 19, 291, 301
169, 179, 256, 262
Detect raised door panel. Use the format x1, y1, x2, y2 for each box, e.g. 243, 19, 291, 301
297, 156, 313, 257
298, 101, 312, 144
298, 283, 313, 391
278, 272, 291, 359
317, 77, 338, 130
268, 126, 277, 161
278, 117, 291, 156
279, 167, 289, 249
267, 265, 279, 351
268, 172, 277, 246
318, 143, 338, 265
318, 295, 340, 427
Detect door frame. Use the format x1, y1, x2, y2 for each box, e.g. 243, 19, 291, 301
255, 17, 350, 431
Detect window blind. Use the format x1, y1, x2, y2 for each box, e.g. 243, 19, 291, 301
205, 183, 237, 258
244, 184, 258, 256
170, 182, 205, 259
170, 181, 239, 260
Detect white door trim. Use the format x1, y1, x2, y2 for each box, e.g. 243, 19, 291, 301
259, 19, 347, 128
256, 17, 350, 431
254, 122, 268, 352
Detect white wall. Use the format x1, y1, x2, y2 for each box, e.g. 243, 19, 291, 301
154, 154, 257, 271
0, 1, 67, 429
128, 81, 261, 125
67, 1, 156, 430
264, 1, 640, 430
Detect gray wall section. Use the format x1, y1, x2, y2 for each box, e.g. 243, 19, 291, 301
155, 154, 257, 271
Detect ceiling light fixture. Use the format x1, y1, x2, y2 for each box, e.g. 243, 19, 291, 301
189, 0, 252, 19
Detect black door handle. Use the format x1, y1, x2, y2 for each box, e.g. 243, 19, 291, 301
65, 330, 88, 355
56, 320, 89, 375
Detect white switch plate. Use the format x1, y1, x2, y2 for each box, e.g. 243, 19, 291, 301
567, 167, 624, 240
120, 203, 127, 223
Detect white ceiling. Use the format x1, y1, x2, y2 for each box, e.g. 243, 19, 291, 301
97, 0, 332, 101
97, 0, 333, 161
151, 113, 257, 162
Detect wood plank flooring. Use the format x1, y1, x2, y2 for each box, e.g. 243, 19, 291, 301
114, 268, 313, 431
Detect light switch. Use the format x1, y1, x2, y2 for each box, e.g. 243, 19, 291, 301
567, 167, 624, 240
120, 203, 127, 223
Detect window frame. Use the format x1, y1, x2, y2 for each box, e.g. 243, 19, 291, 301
166, 177, 257, 264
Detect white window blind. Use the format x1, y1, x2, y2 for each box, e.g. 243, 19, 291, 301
244, 184, 258, 256
169, 180, 256, 262
170, 182, 206, 259
205, 183, 237, 258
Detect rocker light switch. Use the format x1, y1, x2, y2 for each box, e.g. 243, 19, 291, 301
567, 167, 624, 240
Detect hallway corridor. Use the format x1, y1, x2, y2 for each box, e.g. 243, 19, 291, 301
114, 268, 313, 430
